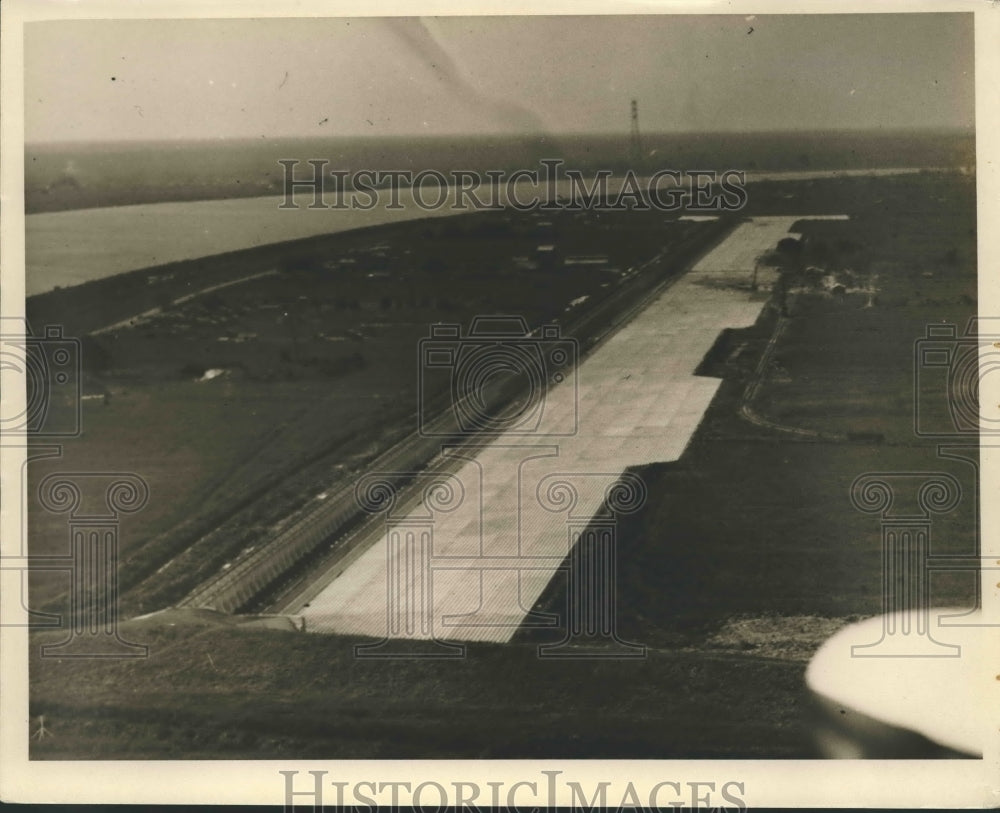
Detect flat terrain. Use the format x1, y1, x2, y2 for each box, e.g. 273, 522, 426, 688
292, 216, 824, 642
28, 617, 816, 759
27, 207, 721, 617
28, 171, 979, 759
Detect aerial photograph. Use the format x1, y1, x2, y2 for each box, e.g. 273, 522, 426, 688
7, 7, 991, 794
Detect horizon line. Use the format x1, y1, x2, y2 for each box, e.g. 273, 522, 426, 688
24, 125, 976, 150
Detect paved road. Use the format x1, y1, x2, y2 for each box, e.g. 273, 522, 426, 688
90, 268, 279, 336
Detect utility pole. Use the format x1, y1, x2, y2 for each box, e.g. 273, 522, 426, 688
629, 99, 643, 166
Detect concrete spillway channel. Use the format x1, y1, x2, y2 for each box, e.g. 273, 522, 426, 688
174, 217, 731, 617
179, 216, 846, 641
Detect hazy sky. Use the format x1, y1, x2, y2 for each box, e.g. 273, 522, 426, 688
24, 14, 974, 143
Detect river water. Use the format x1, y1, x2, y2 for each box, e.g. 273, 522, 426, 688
24, 167, 927, 297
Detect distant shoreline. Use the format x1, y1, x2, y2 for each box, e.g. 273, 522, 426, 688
24, 166, 968, 299
24, 129, 974, 215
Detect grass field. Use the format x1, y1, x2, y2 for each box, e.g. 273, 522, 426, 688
29, 617, 812, 759
28, 171, 979, 759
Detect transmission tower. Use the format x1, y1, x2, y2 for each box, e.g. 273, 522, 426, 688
629, 99, 643, 166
